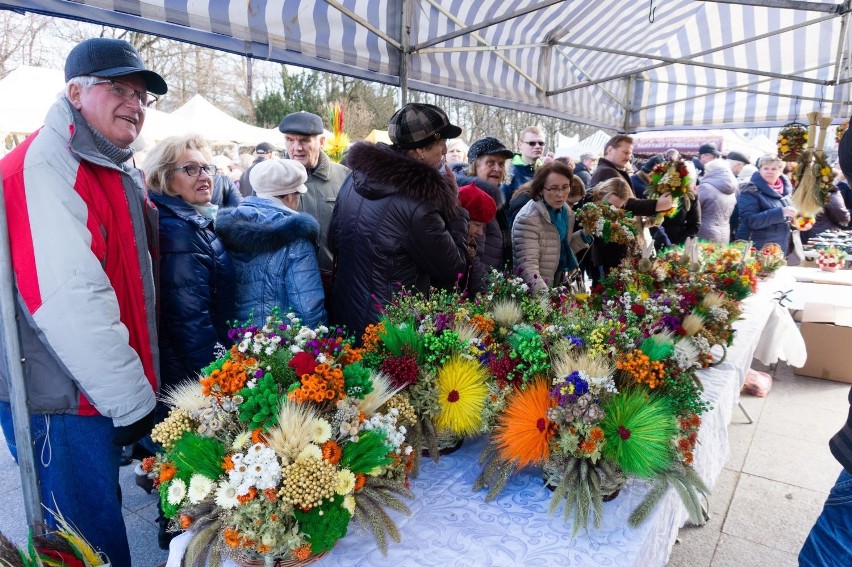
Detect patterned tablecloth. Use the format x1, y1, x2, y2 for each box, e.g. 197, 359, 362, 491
167, 276, 788, 567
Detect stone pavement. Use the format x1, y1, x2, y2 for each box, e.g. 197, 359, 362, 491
0, 360, 847, 567
668, 361, 848, 567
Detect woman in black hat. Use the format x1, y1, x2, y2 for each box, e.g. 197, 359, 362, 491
328, 103, 469, 337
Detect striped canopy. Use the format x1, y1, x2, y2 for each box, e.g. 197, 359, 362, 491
5, 0, 851, 131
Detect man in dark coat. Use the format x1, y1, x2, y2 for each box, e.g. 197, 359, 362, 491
329, 103, 469, 336
574, 153, 596, 189
238, 141, 276, 197
589, 134, 635, 189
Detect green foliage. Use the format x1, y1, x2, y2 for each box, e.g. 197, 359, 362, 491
237, 372, 281, 431
507, 325, 551, 382
639, 334, 675, 362
266, 347, 300, 390
601, 389, 677, 478
169, 432, 225, 480
343, 362, 374, 399
661, 371, 710, 416
294, 494, 351, 554
377, 317, 423, 360
252, 68, 324, 128
340, 430, 394, 474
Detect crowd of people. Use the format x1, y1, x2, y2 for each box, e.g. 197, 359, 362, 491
0, 37, 850, 567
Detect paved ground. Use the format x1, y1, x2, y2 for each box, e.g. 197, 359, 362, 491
0, 360, 847, 566
668, 361, 848, 567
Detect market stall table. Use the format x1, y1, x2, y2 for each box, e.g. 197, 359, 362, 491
166, 276, 790, 567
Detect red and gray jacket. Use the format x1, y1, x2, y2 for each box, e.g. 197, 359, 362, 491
0, 97, 158, 427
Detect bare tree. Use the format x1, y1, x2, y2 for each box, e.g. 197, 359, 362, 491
0, 12, 57, 78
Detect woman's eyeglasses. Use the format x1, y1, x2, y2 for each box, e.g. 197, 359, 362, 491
544, 185, 570, 193
171, 164, 216, 177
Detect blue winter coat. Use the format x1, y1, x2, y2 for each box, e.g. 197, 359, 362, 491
150, 193, 236, 390
215, 197, 327, 328
735, 171, 793, 254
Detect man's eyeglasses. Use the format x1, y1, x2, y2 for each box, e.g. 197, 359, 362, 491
544, 184, 570, 193
93, 79, 158, 109
524, 141, 546, 147
171, 164, 216, 177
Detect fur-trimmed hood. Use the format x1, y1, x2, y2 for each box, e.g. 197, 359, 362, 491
451, 164, 507, 210
216, 197, 320, 254
344, 142, 459, 218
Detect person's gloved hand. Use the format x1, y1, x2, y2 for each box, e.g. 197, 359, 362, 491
112, 410, 156, 446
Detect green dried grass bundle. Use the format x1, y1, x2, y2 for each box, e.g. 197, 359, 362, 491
601, 389, 676, 478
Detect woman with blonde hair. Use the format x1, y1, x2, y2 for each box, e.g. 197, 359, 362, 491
142, 134, 236, 547
143, 135, 235, 392
734, 153, 796, 253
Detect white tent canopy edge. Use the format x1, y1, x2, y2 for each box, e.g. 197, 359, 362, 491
2, 0, 852, 132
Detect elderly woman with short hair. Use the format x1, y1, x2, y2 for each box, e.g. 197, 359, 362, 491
143, 134, 235, 393
512, 161, 589, 292
453, 137, 514, 270
735, 154, 797, 253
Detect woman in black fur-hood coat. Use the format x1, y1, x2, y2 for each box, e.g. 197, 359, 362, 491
329, 141, 469, 336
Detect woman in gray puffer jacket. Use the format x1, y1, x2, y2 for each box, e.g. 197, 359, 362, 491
697, 158, 738, 244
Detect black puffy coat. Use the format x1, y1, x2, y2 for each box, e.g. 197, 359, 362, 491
329, 142, 469, 336
151, 193, 236, 389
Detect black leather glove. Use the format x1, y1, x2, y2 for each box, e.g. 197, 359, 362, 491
112, 410, 156, 446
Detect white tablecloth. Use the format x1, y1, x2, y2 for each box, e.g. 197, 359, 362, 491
167, 277, 788, 567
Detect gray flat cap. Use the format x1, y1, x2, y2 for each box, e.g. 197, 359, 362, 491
278, 111, 324, 136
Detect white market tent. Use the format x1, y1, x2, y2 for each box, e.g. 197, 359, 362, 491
0, 66, 65, 137
169, 94, 286, 146
3, 0, 851, 132
556, 130, 611, 159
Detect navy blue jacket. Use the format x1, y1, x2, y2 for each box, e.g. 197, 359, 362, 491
216, 197, 326, 328
735, 172, 792, 254
150, 193, 236, 389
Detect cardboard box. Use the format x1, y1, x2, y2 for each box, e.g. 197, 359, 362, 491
794, 303, 852, 383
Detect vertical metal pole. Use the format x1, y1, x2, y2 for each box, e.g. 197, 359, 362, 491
399, 0, 411, 106
0, 175, 43, 530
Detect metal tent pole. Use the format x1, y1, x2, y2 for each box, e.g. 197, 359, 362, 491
0, 174, 43, 530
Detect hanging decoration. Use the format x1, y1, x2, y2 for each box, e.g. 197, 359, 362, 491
324, 102, 349, 163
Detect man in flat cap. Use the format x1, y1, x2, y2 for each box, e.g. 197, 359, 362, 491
0, 37, 164, 566
279, 111, 349, 296
725, 151, 750, 178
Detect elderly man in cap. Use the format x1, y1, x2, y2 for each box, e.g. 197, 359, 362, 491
726, 151, 750, 178
0, 37, 165, 566
698, 142, 721, 166
574, 153, 597, 189
329, 103, 469, 335
279, 111, 349, 294
238, 141, 277, 197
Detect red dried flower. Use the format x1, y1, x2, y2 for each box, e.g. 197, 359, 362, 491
288, 351, 318, 377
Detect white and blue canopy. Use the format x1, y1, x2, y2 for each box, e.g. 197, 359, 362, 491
3, 0, 851, 131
